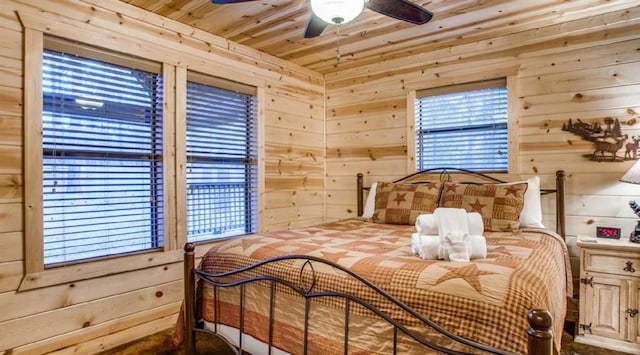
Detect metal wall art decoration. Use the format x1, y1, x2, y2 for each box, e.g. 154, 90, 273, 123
563, 117, 639, 162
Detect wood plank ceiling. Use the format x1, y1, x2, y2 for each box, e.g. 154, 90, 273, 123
119, 0, 640, 74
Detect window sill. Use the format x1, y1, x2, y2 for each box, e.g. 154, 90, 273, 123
18, 241, 221, 291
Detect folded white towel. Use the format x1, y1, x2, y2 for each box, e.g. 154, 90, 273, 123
444, 234, 470, 262
413, 233, 442, 260
416, 212, 484, 236
415, 214, 438, 235
467, 234, 487, 259
434, 208, 469, 240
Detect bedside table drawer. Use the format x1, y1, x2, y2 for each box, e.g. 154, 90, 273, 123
583, 249, 640, 276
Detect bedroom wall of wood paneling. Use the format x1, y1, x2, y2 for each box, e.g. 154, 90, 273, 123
0, 0, 324, 353
325, 5, 640, 238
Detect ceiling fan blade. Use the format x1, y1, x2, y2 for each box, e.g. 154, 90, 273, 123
365, 0, 433, 25
210, 0, 257, 4
304, 13, 328, 38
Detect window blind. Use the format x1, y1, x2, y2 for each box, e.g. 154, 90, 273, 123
186, 73, 258, 243
42, 46, 164, 265
415, 78, 508, 172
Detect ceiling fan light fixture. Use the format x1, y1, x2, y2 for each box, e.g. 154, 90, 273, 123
310, 0, 365, 25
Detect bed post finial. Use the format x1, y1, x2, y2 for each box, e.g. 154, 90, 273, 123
357, 173, 364, 217
184, 242, 196, 355
555, 170, 566, 240
527, 308, 553, 355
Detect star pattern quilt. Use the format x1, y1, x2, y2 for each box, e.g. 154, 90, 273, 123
174, 218, 570, 354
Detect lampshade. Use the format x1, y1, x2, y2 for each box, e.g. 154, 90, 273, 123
621, 159, 640, 184
310, 0, 365, 25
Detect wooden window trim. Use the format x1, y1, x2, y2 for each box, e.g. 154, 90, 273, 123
24, 27, 45, 275
184, 71, 259, 243
506, 76, 520, 173
20, 29, 261, 291
406, 75, 520, 173
21, 29, 180, 291
187, 70, 257, 96
416, 78, 506, 98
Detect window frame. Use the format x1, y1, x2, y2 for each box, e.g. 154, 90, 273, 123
407, 76, 519, 174
22, 29, 179, 290
20, 21, 265, 291
184, 71, 258, 243
40, 40, 166, 265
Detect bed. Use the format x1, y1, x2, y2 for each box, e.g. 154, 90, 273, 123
173, 168, 571, 355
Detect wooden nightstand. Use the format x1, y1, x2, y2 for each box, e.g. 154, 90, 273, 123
575, 236, 640, 354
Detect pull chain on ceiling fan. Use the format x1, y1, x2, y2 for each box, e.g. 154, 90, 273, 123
335, 23, 342, 63
310, 0, 363, 63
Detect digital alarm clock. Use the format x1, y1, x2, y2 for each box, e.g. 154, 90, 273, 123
596, 226, 621, 239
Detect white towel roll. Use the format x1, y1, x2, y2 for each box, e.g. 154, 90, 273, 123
411, 232, 421, 255
415, 214, 438, 235
412, 233, 441, 260
467, 234, 487, 259
437, 237, 448, 260
467, 212, 484, 236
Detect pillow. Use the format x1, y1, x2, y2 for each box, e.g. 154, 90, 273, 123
440, 182, 527, 232
361, 182, 378, 218
498, 176, 544, 228
371, 181, 442, 225
518, 176, 544, 228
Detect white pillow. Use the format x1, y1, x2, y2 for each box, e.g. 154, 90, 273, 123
361, 182, 377, 218
519, 176, 545, 228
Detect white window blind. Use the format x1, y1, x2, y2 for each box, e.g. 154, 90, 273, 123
186, 72, 258, 243
415, 78, 508, 172
42, 41, 164, 265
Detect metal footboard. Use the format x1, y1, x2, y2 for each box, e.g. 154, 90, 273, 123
183, 243, 553, 355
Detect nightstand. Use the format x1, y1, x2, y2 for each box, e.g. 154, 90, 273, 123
575, 236, 640, 354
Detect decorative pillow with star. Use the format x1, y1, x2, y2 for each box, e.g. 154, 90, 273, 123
440, 182, 528, 232
371, 181, 442, 225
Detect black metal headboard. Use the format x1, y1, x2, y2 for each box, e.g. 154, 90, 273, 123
356, 168, 566, 240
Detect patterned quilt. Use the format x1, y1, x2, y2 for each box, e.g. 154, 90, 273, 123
173, 218, 570, 354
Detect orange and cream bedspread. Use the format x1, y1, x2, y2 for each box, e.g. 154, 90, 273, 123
174, 218, 570, 354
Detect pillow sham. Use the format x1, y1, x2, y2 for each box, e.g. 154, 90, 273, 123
371, 181, 442, 225
440, 182, 528, 232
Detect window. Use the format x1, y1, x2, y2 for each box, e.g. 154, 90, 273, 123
414, 78, 508, 172
185, 72, 258, 243
42, 38, 164, 265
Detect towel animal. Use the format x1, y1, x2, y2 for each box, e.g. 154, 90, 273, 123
414, 208, 487, 261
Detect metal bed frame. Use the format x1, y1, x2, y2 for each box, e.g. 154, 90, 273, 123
182, 169, 567, 355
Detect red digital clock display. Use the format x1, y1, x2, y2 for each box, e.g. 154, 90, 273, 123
596, 226, 621, 239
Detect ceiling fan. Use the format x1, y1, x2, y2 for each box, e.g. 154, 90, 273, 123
209, 0, 434, 38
